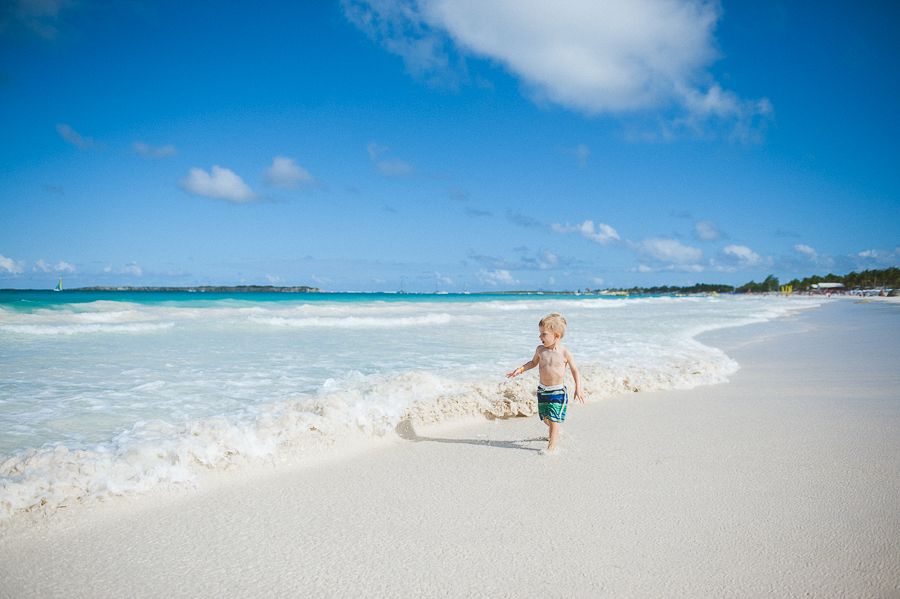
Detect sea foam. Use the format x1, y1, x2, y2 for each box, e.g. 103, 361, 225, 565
0, 294, 821, 521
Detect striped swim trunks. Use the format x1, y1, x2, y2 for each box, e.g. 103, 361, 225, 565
537, 383, 568, 423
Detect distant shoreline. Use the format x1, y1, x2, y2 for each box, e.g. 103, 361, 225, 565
1, 287, 602, 295
46, 286, 321, 293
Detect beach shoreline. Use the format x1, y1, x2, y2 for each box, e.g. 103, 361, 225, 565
1, 299, 898, 598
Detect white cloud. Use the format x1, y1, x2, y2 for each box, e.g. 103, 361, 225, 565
33, 259, 75, 273
344, 0, 771, 133
265, 156, 314, 188
693, 220, 722, 241
786, 243, 836, 270
180, 166, 256, 203
477, 269, 517, 286
591, 277, 604, 286
377, 158, 414, 176
552, 220, 619, 244
0, 254, 24, 274
123, 262, 143, 276
853, 248, 900, 267
435, 272, 454, 286
673, 84, 773, 142
538, 250, 558, 269
56, 123, 95, 149
367, 142, 413, 176
638, 238, 702, 264
723, 244, 761, 266
133, 141, 177, 159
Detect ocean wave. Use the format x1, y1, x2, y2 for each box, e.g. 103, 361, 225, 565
0, 322, 175, 336
480, 299, 627, 312
0, 340, 737, 522
0, 295, 824, 522
248, 313, 454, 328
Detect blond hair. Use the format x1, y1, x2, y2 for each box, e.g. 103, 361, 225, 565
539, 313, 567, 338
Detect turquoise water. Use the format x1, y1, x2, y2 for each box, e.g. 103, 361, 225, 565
0, 290, 602, 310
0, 291, 821, 520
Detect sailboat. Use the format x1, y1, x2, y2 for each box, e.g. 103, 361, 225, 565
53, 277, 62, 292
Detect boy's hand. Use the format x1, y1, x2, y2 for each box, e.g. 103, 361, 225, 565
574, 388, 585, 403
506, 366, 522, 378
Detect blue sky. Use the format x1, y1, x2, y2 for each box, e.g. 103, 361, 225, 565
1, 0, 898, 291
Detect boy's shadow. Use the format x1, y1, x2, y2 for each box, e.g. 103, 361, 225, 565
395, 419, 543, 453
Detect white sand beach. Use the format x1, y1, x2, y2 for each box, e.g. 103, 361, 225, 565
1, 299, 898, 598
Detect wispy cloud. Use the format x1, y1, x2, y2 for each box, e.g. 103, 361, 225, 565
476, 269, 517, 287
537, 250, 558, 270
448, 187, 468, 202
468, 248, 570, 272
636, 238, 702, 265
33, 259, 75, 273
854, 247, 900, 268
791, 243, 834, 269
103, 262, 143, 277
506, 211, 543, 229
4, 0, 74, 39
552, 220, 620, 244
345, 0, 771, 137
563, 143, 590, 167
0, 254, 24, 274
464, 207, 492, 218
56, 123, 95, 149
265, 155, 315, 188
180, 165, 256, 203
693, 220, 723, 241
133, 141, 177, 159
434, 272, 454, 286
774, 228, 802, 238
722, 244, 762, 267
367, 142, 413, 176
342, 0, 463, 88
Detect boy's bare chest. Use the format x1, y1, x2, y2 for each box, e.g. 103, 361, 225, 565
538, 348, 566, 372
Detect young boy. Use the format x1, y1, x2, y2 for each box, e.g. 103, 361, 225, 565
506, 313, 584, 453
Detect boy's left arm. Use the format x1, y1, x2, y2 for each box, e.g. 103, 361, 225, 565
565, 348, 585, 403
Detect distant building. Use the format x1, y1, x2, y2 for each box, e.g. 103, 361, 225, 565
810, 282, 845, 295
810, 283, 845, 290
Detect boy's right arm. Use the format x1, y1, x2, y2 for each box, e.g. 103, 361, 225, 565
506, 347, 540, 378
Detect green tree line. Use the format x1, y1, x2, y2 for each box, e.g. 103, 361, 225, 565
756, 267, 900, 293
612, 267, 899, 295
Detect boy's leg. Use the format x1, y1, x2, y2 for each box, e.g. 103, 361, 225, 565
541, 417, 551, 441
547, 420, 560, 450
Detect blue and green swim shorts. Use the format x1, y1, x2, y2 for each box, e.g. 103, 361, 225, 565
537, 383, 568, 423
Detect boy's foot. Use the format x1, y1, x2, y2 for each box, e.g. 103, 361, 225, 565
539, 446, 560, 456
